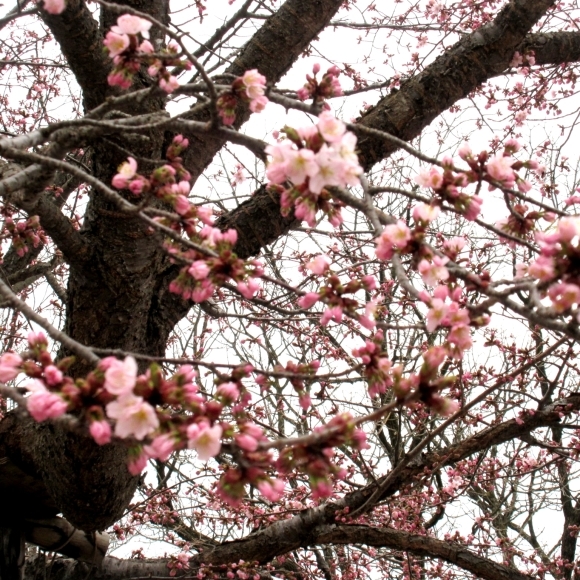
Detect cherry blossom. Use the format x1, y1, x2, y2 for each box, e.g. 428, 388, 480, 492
42, 0, 65, 14
112, 157, 138, 189
0, 352, 22, 382
106, 395, 159, 440
103, 356, 138, 397
187, 422, 223, 460
111, 14, 152, 38
90, 420, 112, 445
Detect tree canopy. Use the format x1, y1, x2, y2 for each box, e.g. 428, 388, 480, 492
1, 0, 580, 578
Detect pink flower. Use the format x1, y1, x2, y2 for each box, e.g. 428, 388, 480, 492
187, 422, 223, 460
28, 331, 47, 348
432, 397, 460, 417
413, 203, 440, 223
426, 298, 449, 332
139, 40, 154, 53
112, 157, 138, 189
307, 254, 331, 275
44, 365, 63, 386
112, 14, 152, 38
457, 142, 472, 160
107, 72, 132, 90
90, 420, 112, 445
27, 390, 68, 422
308, 145, 343, 193
241, 69, 267, 100
128, 450, 148, 475
106, 395, 159, 440
237, 278, 260, 299
317, 111, 346, 143
265, 142, 293, 184
527, 256, 556, 281
160, 75, 180, 93
299, 392, 311, 410
285, 149, 318, 186
320, 305, 343, 326
376, 220, 411, 260
0, 352, 22, 382
174, 195, 190, 216
104, 356, 138, 396
415, 167, 444, 189
188, 260, 210, 280
486, 155, 515, 186
215, 381, 240, 403
443, 236, 466, 255
557, 217, 580, 243
463, 195, 483, 221
128, 178, 145, 196
447, 325, 473, 352
294, 199, 317, 227
422, 346, 446, 369
249, 95, 268, 113
235, 433, 258, 451
257, 478, 285, 502
104, 31, 130, 57
298, 292, 320, 309
418, 256, 449, 286
191, 280, 215, 303
43, 0, 65, 14
144, 433, 175, 462
548, 283, 580, 313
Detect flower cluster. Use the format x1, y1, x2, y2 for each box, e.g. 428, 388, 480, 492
277, 413, 367, 500
104, 15, 190, 92
495, 203, 553, 246
168, 227, 264, 303
2, 338, 302, 503
298, 254, 378, 329
296, 63, 343, 103
3, 215, 47, 257
110, 137, 263, 304
414, 159, 483, 221
420, 284, 480, 360
522, 216, 580, 316
266, 111, 363, 227
352, 331, 393, 398
353, 332, 459, 415
415, 139, 541, 222
216, 69, 268, 125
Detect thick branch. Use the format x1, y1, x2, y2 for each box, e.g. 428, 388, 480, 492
40, 0, 110, 111
182, 0, 345, 184
212, 0, 569, 262
22, 517, 109, 565
355, 0, 555, 169
313, 525, 533, 580
0, 161, 89, 268
519, 31, 580, 66
189, 395, 580, 566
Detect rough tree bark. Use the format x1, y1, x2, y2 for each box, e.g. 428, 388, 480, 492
0, 0, 578, 576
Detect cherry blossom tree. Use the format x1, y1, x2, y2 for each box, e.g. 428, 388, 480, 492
0, 0, 580, 578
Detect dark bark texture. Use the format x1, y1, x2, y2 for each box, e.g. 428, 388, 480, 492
0, 0, 578, 576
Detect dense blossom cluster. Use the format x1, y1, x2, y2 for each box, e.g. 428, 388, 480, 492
110, 136, 263, 302
3, 215, 47, 257
297, 254, 378, 330
522, 216, 580, 315
296, 63, 343, 103
103, 15, 190, 92
266, 111, 363, 226
0, 332, 369, 503
216, 69, 269, 125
